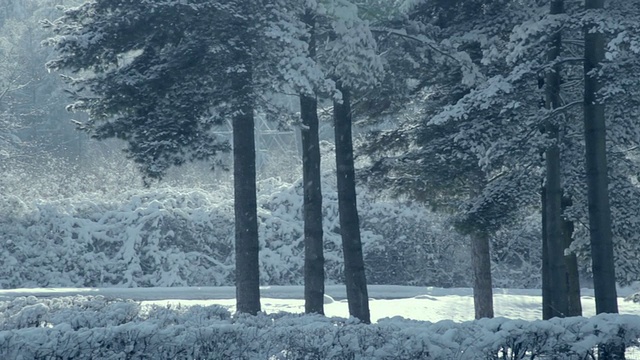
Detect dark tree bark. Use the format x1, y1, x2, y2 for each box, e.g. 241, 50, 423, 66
300, 9, 325, 315
543, 0, 569, 318
467, 175, 494, 319
583, 0, 618, 316
334, 83, 371, 324
232, 36, 260, 316
562, 195, 582, 317
541, 185, 552, 320
584, 0, 622, 356
471, 229, 494, 319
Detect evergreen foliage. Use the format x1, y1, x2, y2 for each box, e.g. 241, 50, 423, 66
45, 0, 237, 180
361, 0, 640, 286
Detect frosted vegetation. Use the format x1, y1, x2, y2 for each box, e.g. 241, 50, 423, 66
0, 294, 639, 359
1, 148, 540, 289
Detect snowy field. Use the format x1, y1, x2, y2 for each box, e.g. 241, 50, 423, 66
1, 285, 640, 323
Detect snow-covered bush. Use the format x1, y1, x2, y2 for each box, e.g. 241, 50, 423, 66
2, 149, 542, 289
1, 159, 472, 288
258, 172, 471, 287
0, 188, 236, 288
0, 296, 638, 359
360, 201, 470, 287
491, 212, 542, 289
0, 296, 142, 330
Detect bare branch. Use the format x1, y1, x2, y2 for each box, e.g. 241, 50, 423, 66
537, 57, 584, 73
547, 100, 582, 118
563, 39, 585, 47
0, 86, 9, 102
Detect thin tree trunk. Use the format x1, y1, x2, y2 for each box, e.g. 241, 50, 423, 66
562, 195, 582, 316
471, 229, 494, 319
544, 0, 568, 318
232, 38, 260, 316
300, 9, 324, 315
334, 83, 370, 324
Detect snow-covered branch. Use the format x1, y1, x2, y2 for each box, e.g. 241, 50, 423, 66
371, 27, 460, 64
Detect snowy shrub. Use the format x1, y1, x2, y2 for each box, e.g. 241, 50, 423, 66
0, 188, 237, 288
490, 212, 542, 289
2, 153, 535, 289
259, 173, 471, 287
0, 296, 639, 359
0, 296, 141, 331
360, 201, 470, 287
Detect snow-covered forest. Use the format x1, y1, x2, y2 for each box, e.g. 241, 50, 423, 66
2, 0, 640, 358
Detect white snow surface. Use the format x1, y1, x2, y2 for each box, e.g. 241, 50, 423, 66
1, 285, 639, 323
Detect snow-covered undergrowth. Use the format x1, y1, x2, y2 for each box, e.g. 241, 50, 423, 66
0, 295, 638, 359
0, 165, 478, 288
1, 152, 541, 289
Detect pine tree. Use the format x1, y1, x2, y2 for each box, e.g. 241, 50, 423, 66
333, 82, 370, 323
264, 0, 330, 315
361, 0, 536, 319
46, 0, 274, 315
364, 0, 640, 302
229, 5, 260, 315
321, 0, 383, 323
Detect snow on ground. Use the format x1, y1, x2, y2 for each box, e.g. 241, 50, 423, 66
1, 285, 639, 323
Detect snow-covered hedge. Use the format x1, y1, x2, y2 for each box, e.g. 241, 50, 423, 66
1, 171, 476, 288
260, 174, 472, 288
2, 150, 547, 289
0, 189, 237, 288
0, 295, 638, 359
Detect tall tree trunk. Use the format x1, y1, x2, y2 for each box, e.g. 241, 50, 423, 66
584, 0, 623, 357
300, 9, 324, 315
562, 195, 582, 316
541, 185, 552, 319
334, 83, 371, 324
232, 38, 260, 316
583, 0, 618, 316
584, 0, 622, 357
469, 177, 494, 319
544, 0, 569, 318
471, 229, 494, 319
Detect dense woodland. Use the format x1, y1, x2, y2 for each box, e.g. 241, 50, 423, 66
2, 0, 640, 347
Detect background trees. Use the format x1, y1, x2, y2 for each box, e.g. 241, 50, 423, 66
361, 0, 542, 319
360, 0, 640, 320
